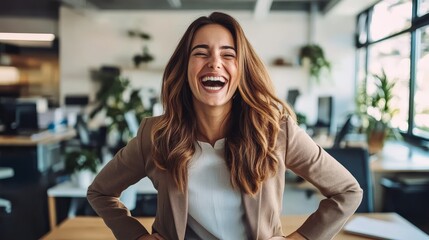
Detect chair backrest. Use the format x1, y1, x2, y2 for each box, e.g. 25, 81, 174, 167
333, 114, 354, 148
325, 147, 374, 213
286, 89, 300, 109
75, 115, 91, 146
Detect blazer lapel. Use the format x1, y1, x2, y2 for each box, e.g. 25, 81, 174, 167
242, 188, 262, 239
168, 179, 188, 240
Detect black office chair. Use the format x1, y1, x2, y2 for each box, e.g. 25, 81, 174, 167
333, 114, 354, 148
286, 89, 300, 109
0, 167, 14, 213
74, 115, 107, 162
325, 147, 374, 213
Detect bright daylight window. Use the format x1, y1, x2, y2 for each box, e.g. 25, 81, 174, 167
419, 0, 429, 16
368, 34, 410, 131
414, 26, 429, 138
370, 0, 412, 41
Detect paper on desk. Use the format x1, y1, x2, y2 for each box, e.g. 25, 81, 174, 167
344, 216, 429, 240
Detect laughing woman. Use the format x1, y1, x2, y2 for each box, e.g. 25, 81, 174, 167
87, 12, 362, 240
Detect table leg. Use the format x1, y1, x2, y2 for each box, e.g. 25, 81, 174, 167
48, 196, 57, 230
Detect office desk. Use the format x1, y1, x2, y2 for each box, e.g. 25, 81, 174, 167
314, 137, 429, 211
370, 141, 429, 173
41, 213, 426, 240
47, 178, 157, 230
369, 141, 429, 211
0, 129, 77, 239
0, 129, 76, 146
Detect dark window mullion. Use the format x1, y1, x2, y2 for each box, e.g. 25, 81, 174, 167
408, 30, 418, 137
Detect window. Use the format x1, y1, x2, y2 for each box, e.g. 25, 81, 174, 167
368, 34, 410, 131
370, 0, 412, 41
414, 26, 429, 138
419, 0, 429, 16
357, 0, 429, 141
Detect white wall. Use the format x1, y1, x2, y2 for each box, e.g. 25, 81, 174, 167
59, 7, 356, 130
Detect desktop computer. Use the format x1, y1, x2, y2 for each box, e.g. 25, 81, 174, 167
0, 98, 39, 135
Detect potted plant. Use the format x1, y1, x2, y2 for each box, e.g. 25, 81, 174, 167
299, 44, 331, 83
356, 70, 401, 154
90, 66, 152, 153
65, 149, 99, 188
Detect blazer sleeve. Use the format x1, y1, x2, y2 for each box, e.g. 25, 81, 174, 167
284, 117, 363, 240
87, 118, 151, 240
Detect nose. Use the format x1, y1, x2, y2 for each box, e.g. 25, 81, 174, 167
208, 55, 221, 69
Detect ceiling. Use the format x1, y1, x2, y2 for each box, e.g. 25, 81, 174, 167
0, 0, 341, 19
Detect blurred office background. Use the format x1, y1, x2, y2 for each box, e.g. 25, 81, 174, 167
1, 0, 429, 239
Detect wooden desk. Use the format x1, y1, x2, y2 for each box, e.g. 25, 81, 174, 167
370, 141, 429, 173
0, 129, 76, 146
47, 178, 157, 230
41, 213, 427, 240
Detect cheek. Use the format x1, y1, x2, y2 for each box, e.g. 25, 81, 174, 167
188, 61, 202, 79
228, 63, 239, 86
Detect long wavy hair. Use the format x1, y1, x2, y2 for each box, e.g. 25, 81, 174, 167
151, 12, 295, 194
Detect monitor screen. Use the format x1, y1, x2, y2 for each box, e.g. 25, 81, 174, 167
315, 96, 333, 128
0, 99, 39, 134
15, 102, 39, 131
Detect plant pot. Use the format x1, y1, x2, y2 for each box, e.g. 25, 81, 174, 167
71, 169, 95, 189
367, 130, 387, 155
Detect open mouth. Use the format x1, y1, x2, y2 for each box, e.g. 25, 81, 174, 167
201, 76, 227, 91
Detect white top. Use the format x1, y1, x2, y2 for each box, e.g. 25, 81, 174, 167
186, 139, 247, 240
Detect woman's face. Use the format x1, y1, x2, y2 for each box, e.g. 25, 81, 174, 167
187, 24, 238, 110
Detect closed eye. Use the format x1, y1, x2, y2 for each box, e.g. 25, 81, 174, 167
193, 52, 208, 57
223, 53, 236, 59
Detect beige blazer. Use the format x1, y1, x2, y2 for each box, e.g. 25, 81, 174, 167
87, 116, 362, 240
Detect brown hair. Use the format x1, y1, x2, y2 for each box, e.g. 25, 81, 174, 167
151, 12, 295, 194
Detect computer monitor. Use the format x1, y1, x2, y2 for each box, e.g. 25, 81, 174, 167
0, 99, 39, 134
0, 98, 17, 133
64, 95, 89, 106
15, 102, 39, 131
314, 96, 333, 131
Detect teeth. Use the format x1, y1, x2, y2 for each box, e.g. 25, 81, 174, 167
202, 76, 225, 83
204, 86, 223, 90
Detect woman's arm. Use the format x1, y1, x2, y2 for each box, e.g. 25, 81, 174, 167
87, 118, 152, 240
284, 117, 363, 240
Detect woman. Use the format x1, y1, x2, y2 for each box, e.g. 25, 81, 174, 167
87, 12, 362, 240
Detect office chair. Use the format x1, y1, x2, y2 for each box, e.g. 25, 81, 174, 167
0, 167, 14, 213
333, 114, 354, 148
286, 89, 300, 109
325, 147, 374, 213
74, 114, 106, 161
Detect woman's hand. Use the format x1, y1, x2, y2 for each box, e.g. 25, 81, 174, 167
137, 233, 165, 240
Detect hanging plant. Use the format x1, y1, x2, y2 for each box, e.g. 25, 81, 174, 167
128, 30, 155, 67
299, 44, 331, 83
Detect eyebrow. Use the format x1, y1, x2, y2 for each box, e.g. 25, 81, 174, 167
190, 44, 236, 52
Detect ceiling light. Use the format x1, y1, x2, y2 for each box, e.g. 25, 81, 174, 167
0, 33, 55, 42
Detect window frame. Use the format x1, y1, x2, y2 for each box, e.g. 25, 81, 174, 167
356, 0, 429, 144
